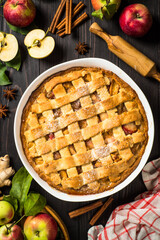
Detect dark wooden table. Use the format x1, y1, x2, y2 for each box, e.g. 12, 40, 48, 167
0, 0, 160, 239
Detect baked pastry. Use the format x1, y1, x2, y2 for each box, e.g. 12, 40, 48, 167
21, 67, 148, 195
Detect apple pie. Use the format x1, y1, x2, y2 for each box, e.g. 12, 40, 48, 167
21, 67, 148, 195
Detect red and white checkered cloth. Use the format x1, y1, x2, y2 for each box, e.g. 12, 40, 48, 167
88, 158, 160, 240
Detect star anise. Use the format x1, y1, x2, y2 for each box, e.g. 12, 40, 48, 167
75, 42, 89, 55
3, 88, 16, 100
0, 104, 8, 118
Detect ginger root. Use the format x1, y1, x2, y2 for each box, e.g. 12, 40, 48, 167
0, 155, 15, 193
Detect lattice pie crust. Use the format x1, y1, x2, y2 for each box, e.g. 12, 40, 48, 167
21, 67, 148, 195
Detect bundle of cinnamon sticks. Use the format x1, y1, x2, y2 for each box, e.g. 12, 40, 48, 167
49, 0, 88, 37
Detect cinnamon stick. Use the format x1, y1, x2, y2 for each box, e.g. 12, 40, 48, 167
58, 12, 88, 37
69, 200, 103, 219
89, 197, 113, 226
49, 0, 66, 34
56, 1, 85, 30
57, 28, 65, 35
65, 0, 72, 34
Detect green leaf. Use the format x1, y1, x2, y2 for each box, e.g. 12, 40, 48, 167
24, 193, 46, 216
100, 0, 107, 4
103, 3, 117, 20
5, 49, 21, 71
3, 195, 18, 212
0, 61, 11, 85
92, 8, 104, 20
9, 167, 33, 216
92, 3, 117, 20
7, 22, 37, 36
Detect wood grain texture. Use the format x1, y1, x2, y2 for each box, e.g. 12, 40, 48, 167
0, 0, 160, 239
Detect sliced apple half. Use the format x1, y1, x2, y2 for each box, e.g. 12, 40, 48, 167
24, 29, 45, 47
0, 32, 4, 42
24, 29, 55, 59
0, 33, 18, 62
28, 36, 55, 59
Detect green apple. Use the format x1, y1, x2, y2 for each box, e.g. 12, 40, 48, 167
0, 201, 14, 225
24, 29, 55, 59
0, 32, 18, 62
0, 224, 24, 240
24, 213, 58, 240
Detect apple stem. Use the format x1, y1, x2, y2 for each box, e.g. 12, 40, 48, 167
37, 28, 49, 43
36, 231, 40, 237
104, 5, 110, 16
14, 1, 19, 7
29, 29, 49, 48
6, 215, 26, 232
30, 40, 41, 48
5, 224, 11, 235
136, 13, 141, 19
44, 28, 49, 38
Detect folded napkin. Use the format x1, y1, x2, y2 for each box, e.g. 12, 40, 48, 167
88, 158, 160, 240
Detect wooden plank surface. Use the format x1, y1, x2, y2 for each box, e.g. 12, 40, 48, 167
0, 0, 160, 239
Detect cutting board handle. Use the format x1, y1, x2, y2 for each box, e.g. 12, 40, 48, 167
89, 22, 113, 46
90, 22, 160, 83
151, 71, 160, 82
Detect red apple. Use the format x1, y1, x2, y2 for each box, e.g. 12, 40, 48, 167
119, 4, 152, 37
122, 122, 137, 135
0, 224, 24, 240
91, 0, 120, 11
0, 201, 14, 226
49, 133, 55, 140
24, 213, 58, 240
3, 0, 36, 28
91, 0, 121, 20
91, 0, 104, 10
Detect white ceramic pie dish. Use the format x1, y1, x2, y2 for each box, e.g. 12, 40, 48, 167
14, 58, 154, 202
